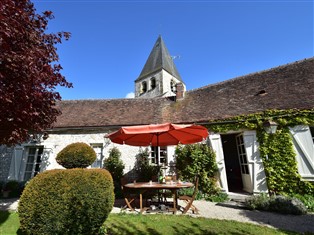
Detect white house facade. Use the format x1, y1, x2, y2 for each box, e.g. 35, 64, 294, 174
1, 36, 314, 196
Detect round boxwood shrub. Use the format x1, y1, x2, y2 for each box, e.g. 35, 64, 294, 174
19, 168, 114, 235
56, 142, 96, 168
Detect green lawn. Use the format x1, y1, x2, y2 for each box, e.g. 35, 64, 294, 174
0, 211, 298, 235
0, 211, 21, 235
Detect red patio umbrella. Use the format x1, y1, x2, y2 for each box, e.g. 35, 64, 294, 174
105, 123, 208, 147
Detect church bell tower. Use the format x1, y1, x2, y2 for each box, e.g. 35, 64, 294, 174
135, 36, 186, 98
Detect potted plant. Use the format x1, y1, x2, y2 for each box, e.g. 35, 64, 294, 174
2, 184, 11, 198
1, 180, 19, 198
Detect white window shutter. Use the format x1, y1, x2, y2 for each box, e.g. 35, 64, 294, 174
208, 133, 228, 192
8, 146, 24, 181
289, 125, 314, 180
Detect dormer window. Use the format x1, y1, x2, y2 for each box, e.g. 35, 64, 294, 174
141, 81, 147, 94
150, 77, 156, 90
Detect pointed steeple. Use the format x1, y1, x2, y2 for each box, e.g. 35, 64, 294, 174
136, 35, 182, 82
134, 36, 186, 98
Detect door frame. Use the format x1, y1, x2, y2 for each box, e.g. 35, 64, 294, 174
209, 130, 268, 194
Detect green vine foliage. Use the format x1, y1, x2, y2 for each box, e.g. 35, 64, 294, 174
208, 109, 314, 196
176, 144, 220, 195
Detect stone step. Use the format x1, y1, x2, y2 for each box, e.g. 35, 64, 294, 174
227, 192, 251, 203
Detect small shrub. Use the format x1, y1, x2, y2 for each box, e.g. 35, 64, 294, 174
292, 194, 314, 212
205, 192, 229, 203
269, 195, 307, 215
245, 194, 307, 215
104, 147, 125, 180
1, 180, 21, 198
19, 168, 114, 235
178, 187, 203, 200
103, 147, 125, 198
245, 193, 270, 210
56, 142, 96, 169
134, 148, 160, 182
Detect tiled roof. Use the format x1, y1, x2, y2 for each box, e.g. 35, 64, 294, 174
135, 35, 183, 82
53, 57, 314, 129
54, 98, 171, 129
165, 57, 314, 123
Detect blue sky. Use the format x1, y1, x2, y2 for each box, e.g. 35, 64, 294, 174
34, 0, 313, 100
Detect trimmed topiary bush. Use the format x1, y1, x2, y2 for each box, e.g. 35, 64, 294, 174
19, 168, 114, 235
56, 142, 96, 168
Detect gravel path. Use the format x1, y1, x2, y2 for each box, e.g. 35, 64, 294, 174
112, 199, 314, 234
2, 198, 313, 234
190, 200, 314, 234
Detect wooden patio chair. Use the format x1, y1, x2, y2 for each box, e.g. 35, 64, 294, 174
179, 177, 199, 214
121, 177, 137, 211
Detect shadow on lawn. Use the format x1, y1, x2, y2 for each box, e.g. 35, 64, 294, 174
16, 228, 26, 235
105, 219, 222, 235
170, 221, 218, 235
0, 211, 25, 234
240, 209, 314, 234
0, 210, 10, 225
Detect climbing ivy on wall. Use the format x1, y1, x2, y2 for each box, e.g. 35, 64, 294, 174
207, 109, 314, 196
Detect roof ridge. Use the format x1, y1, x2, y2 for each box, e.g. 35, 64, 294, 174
59, 96, 169, 102
187, 57, 314, 94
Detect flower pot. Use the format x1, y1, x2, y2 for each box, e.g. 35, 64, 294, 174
2, 190, 10, 198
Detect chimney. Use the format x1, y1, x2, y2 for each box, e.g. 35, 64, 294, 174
175, 83, 185, 100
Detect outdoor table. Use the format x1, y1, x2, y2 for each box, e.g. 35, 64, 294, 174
123, 181, 194, 214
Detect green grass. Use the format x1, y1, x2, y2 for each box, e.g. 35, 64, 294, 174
0, 211, 21, 235
102, 213, 298, 235
0, 211, 298, 235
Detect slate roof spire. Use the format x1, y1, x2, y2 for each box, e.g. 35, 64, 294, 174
136, 35, 182, 82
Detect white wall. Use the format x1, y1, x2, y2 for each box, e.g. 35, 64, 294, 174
9, 132, 178, 182
42, 133, 141, 173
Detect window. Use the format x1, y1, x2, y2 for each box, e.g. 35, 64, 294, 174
150, 77, 156, 90
141, 81, 147, 94
236, 135, 249, 174
170, 80, 176, 92
149, 146, 167, 165
90, 144, 104, 168
24, 146, 43, 181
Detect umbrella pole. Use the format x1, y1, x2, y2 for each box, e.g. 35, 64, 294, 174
157, 146, 160, 166
157, 133, 160, 166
